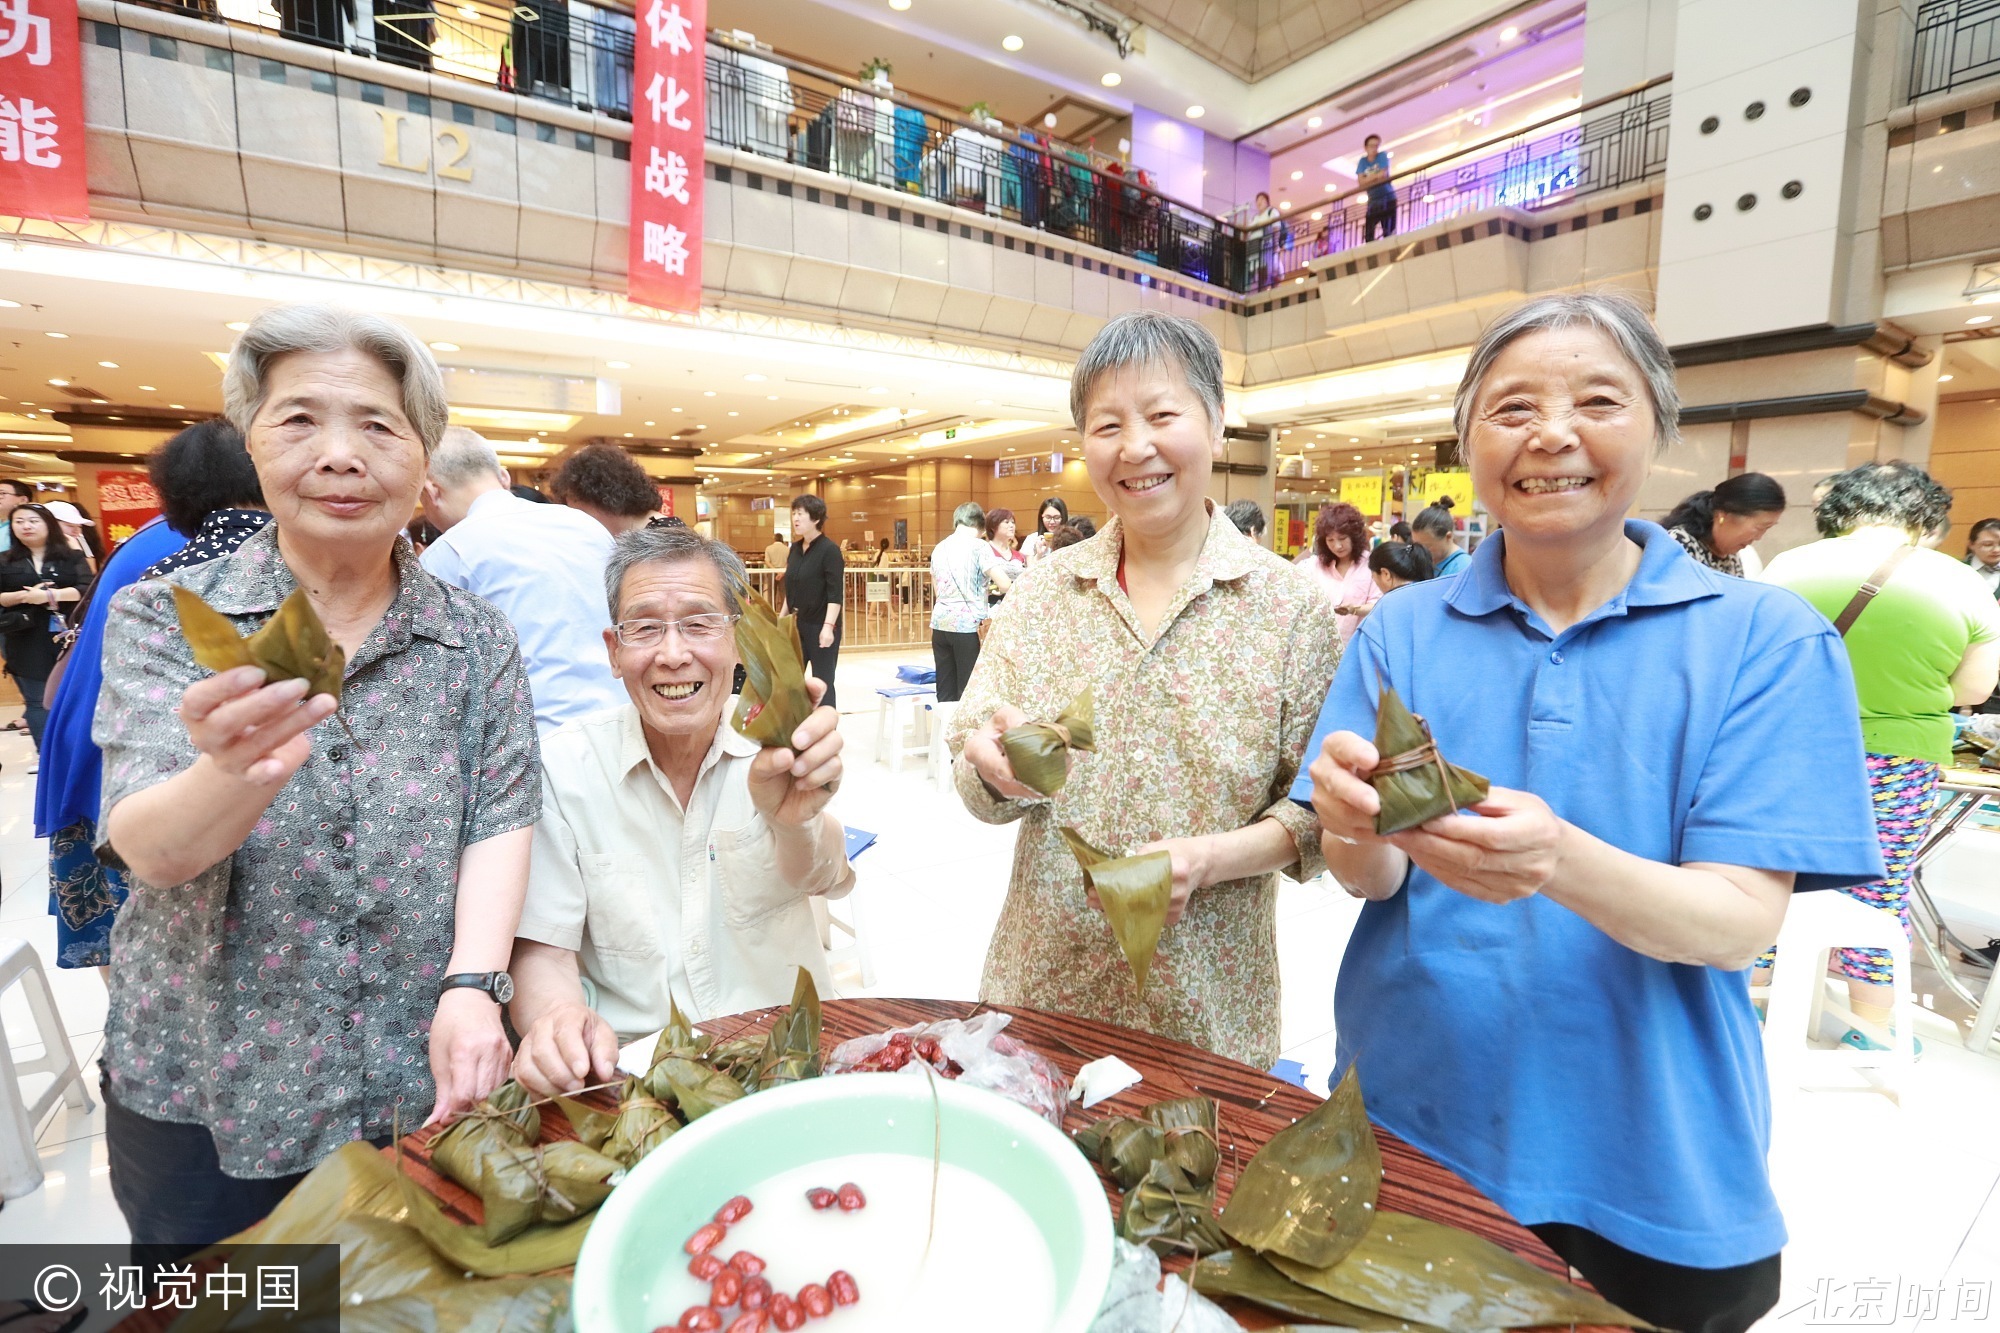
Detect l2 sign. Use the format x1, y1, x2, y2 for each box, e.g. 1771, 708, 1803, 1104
628, 0, 706, 313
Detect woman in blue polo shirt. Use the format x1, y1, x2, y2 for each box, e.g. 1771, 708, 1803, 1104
1298, 291, 1881, 1333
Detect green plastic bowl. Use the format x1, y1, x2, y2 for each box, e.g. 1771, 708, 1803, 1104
571, 1073, 1114, 1332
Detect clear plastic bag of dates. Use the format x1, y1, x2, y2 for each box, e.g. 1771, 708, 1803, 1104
824, 1012, 1068, 1127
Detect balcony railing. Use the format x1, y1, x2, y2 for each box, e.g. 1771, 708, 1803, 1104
1912, 0, 2000, 99
1243, 76, 1673, 291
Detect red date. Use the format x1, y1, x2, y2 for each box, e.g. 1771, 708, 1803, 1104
685, 1222, 727, 1255
725, 1314, 768, 1333
798, 1284, 833, 1318
827, 1270, 859, 1306
835, 1182, 866, 1212
768, 1295, 804, 1332
688, 1254, 725, 1282
728, 1251, 766, 1277
710, 1269, 742, 1308
715, 1195, 754, 1224
805, 1187, 837, 1211
739, 1277, 772, 1311
678, 1308, 722, 1332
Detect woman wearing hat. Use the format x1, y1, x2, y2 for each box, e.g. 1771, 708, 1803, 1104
41, 499, 101, 572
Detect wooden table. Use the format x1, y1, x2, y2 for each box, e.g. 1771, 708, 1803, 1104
397, 997, 1582, 1330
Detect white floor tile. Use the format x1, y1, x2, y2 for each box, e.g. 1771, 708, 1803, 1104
0, 1133, 126, 1245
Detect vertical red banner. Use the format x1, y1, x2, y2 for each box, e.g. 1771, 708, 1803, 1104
96, 470, 161, 549
0, 0, 89, 221
628, 0, 705, 312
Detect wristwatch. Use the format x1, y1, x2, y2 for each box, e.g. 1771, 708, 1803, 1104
439, 971, 515, 1005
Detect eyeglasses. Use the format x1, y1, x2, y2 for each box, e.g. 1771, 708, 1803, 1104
612, 613, 739, 648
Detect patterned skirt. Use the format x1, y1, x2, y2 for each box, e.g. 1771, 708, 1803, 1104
49, 819, 129, 969
1832, 754, 1939, 984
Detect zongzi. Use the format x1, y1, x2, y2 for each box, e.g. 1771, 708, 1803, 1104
602, 1077, 678, 1167
1001, 687, 1095, 795
174, 585, 346, 702
476, 1140, 623, 1246
752, 966, 824, 1090
1119, 1159, 1228, 1257
730, 587, 815, 748
1369, 685, 1488, 835
1059, 827, 1173, 996
429, 1081, 542, 1193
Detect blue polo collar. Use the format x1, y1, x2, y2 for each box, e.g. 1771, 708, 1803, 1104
1444, 520, 1721, 622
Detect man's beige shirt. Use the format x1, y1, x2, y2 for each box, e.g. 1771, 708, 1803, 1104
517, 704, 850, 1039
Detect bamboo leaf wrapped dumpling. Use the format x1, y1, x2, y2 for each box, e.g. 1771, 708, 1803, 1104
1000, 687, 1095, 795
1119, 1159, 1228, 1258
173, 585, 346, 702
476, 1141, 624, 1246
602, 1077, 679, 1168
753, 967, 824, 1091
428, 1081, 542, 1194
1058, 826, 1172, 996
1369, 685, 1488, 836
729, 587, 815, 749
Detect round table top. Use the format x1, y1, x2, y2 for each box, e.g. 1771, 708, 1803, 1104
396, 996, 1592, 1331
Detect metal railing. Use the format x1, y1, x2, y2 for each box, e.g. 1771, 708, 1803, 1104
1244, 76, 1673, 290
1911, 0, 2000, 99
737, 567, 935, 651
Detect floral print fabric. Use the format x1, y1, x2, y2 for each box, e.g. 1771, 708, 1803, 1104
945, 505, 1341, 1068
1667, 525, 1744, 578
93, 522, 541, 1178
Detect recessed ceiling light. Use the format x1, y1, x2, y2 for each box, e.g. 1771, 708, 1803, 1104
1101, 72, 1121, 87
1001, 34, 1022, 51
1500, 25, 1519, 41
743, 372, 767, 382
98, 360, 118, 369
624, 432, 634, 438
428, 341, 459, 352
1307, 116, 1323, 130
139, 385, 155, 391
1968, 316, 1992, 326
169, 403, 184, 409
1324, 182, 1337, 192
1350, 437, 1359, 442
608, 360, 630, 369
1185, 105, 1204, 119
225, 321, 248, 332
728, 411, 739, 416
1414, 437, 1425, 444
45, 331, 67, 338
0, 298, 18, 308
47, 378, 66, 386
867, 386, 886, 394
644, 420, 656, 426
703, 390, 716, 397
976, 399, 993, 406
767, 394, 779, 401
1353, 454, 1362, 461
1938, 374, 1954, 382
1290, 170, 1303, 181
888, 0, 909, 9
672, 407, 683, 412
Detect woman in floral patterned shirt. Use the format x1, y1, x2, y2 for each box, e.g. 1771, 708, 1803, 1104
948, 312, 1341, 1067
94, 305, 540, 1251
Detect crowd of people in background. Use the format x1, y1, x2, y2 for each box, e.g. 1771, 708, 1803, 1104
0, 292, 1991, 1333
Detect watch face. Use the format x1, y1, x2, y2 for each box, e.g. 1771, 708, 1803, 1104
492, 972, 515, 1005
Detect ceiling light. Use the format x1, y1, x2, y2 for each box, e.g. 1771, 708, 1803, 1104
1353, 454, 1362, 461
888, 0, 909, 9
866, 386, 886, 394
139, 385, 155, 391
1414, 437, 1425, 443
672, 407, 683, 412
1101, 71, 1121, 87
224, 321, 248, 332
1307, 116, 1323, 130
45, 331, 67, 338
1001, 34, 1022, 51
97, 360, 118, 369
1350, 437, 1359, 442
743, 372, 766, 382
1043, 113, 1058, 128
170, 403, 184, 409
1290, 170, 1303, 181
428, 341, 459, 352
703, 390, 716, 396
645, 419, 656, 426
1938, 374, 1954, 382
767, 394, 779, 401
449, 406, 581, 432
46, 378, 66, 386
1968, 316, 1993, 325
1500, 25, 1519, 41
727, 410, 739, 416
1323, 182, 1337, 192
0, 298, 18, 308
1185, 105, 1204, 119
624, 432, 634, 438
608, 360, 630, 369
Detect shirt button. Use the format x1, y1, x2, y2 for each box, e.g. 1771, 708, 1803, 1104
338, 929, 356, 945
339, 1017, 354, 1031
328, 746, 346, 762
1549, 650, 1564, 665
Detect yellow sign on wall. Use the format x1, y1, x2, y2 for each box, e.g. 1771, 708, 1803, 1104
1418, 469, 1474, 513
1339, 474, 1384, 514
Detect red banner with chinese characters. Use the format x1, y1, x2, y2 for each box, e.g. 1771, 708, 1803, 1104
96, 469, 160, 548
627, 0, 705, 312
0, 0, 89, 221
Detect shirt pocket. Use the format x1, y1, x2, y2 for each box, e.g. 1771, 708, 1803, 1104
712, 820, 797, 929
580, 852, 663, 959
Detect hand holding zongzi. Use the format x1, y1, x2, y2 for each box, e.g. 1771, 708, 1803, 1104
746, 674, 844, 825
1388, 784, 1562, 905
179, 667, 339, 787
961, 704, 1046, 802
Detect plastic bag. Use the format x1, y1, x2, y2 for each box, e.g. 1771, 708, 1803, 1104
824, 1011, 1068, 1126
1087, 1242, 1238, 1333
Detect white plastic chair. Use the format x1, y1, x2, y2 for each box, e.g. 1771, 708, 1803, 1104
1755, 891, 1917, 1102
0, 938, 94, 1198
872, 685, 935, 773
812, 886, 876, 990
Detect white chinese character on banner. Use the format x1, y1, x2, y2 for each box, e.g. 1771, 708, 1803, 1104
644, 73, 692, 131
644, 146, 690, 203
643, 220, 688, 275
154, 1266, 198, 1311
645, 0, 693, 55
99, 1265, 147, 1312
0, 0, 51, 65
0, 95, 60, 166
205, 1269, 249, 1311
256, 1266, 300, 1311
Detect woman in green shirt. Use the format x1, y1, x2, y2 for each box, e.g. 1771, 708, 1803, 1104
1760, 462, 2000, 1044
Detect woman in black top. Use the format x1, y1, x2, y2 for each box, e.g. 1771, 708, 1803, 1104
782, 494, 846, 709
0, 503, 92, 752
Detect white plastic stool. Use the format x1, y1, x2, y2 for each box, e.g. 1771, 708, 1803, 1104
1756, 891, 1917, 1101
872, 686, 936, 773
927, 707, 954, 792
0, 938, 94, 1199
812, 885, 877, 990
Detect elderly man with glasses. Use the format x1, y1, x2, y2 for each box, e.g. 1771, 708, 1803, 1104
506, 525, 852, 1096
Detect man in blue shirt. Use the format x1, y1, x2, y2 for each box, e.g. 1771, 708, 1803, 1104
421, 427, 626, 735
1357, 133, 1396, 241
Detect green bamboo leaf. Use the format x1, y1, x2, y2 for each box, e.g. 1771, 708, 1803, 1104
1370, 685, 1487, 835
1219, 1065, 1380, 1269
1059, 826, 1172, 996
1001, 686, 1094, 795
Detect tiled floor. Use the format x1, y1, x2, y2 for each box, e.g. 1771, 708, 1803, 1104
0, 651, 1996, 1329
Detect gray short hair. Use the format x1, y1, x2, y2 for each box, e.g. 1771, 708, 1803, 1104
223, 304, 449, 455
430, 426, 505, 488
952, 501, 986, 530
1453, 291, 1680, 453
1070, 312, 1225, 435
604, 524, 747, 621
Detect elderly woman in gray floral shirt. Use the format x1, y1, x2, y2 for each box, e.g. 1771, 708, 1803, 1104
94, 305, 539, 1252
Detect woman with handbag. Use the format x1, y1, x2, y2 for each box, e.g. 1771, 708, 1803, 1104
0, 503, 91, 759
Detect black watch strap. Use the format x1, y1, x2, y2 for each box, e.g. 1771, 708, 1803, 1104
439, 971, 514, 1004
